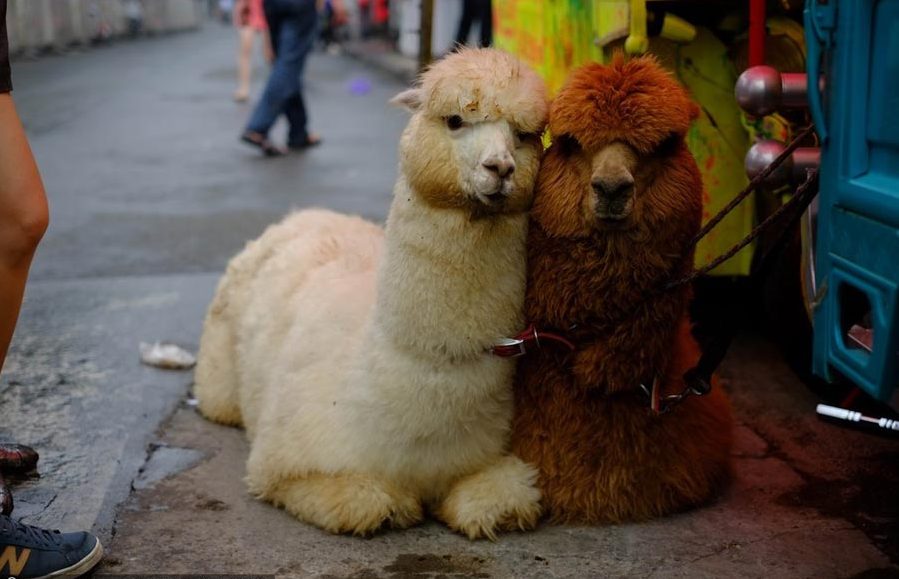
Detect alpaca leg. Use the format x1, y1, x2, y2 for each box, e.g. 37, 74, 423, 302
263, 472, 423, 536
194, 279, 243, 427
437, 455, 542, 540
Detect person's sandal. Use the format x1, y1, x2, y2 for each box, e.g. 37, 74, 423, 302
288, 133, 322, 150
240, 132, 285, 157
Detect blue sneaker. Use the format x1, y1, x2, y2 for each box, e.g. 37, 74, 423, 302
0, 515, 102, 578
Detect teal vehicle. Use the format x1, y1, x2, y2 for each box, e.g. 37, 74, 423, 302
737, 0, 898, 410
806, 0, 899, 407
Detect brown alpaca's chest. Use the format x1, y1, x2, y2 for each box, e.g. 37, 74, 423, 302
523, 232, 680, 328
510, 351, 735, 523
511, 353, 648, 459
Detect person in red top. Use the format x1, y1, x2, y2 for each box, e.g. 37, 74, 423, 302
0, 1, 104, 576
233, 0, 273, 102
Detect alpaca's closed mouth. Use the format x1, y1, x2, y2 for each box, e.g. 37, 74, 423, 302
597, 214, 633, 230
477, 189, 510, 208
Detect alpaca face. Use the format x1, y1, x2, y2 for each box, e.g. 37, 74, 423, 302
392, 96, 543, 218
534, 134, 691, 238
535, 56, 703, 239
389, 49, 548, 219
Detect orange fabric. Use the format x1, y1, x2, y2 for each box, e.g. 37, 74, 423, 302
372, 0, 388, 24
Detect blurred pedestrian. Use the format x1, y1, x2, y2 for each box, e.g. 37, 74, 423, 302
319, 0, 348, 54
234, 0, 272, 102
240, 0, 346, 156
455, 0, 492, 48
358, 0, 372, 38
123, 0, 144, 37
218, 0, 234, 24
0, 1, 104, 575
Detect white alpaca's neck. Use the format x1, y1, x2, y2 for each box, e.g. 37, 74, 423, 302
371, 177, 527, 361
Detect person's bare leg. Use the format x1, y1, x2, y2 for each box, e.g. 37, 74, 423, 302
0, 94, 48, 374
0, 93, 47, 508
0, 14, 104, 578
235, 26, 255, 102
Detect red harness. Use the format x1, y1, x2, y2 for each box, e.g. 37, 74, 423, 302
491, 325, 705, 415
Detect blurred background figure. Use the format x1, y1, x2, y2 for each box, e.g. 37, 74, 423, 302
218, 0, 234, 24
234, 0, 272, 102
357, 0, 371, 37
241, 0, 346, 156
357, 0, 388, 39
123, 0, 144, 37
455, 0, 492, 47
319, 0, 349, 55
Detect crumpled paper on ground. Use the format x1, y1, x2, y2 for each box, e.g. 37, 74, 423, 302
139, 342, 197, 370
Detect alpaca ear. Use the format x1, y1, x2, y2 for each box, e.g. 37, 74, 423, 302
390, 89, 423, 112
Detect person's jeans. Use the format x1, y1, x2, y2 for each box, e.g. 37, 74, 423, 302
246, 0, 317, 144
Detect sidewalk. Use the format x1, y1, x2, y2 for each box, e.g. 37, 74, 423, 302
343, 38, 417, 83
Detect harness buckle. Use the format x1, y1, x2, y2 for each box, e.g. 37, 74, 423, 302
490, 337, 528, 358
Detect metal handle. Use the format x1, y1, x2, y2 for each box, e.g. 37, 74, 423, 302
735, 66, 809, 116
804, 0, 833, 142
745, 140, 820, 188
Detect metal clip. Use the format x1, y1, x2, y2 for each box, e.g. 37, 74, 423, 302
642, 374, 711, 416
491, 337, 527, 358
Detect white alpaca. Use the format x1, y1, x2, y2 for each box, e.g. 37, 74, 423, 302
194, 49, 548, 539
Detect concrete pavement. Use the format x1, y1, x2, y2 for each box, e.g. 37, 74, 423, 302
1, 22, 897, 579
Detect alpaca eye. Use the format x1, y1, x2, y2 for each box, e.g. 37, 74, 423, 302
557, 134, 581, 155
516, 131, 533, 142
656, 133, 681, 156
446, 115, 465, 130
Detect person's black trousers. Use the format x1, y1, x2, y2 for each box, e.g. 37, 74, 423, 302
455, 0, 492, 47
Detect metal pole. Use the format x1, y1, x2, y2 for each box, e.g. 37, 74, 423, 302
748, 0, 766, 67
418, 0, 434, 72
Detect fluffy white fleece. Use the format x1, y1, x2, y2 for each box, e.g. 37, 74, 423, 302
194, 48, 548, 539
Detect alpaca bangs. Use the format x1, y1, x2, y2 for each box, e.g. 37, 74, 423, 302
549, 57, 698, 155
418, 49, 548, 135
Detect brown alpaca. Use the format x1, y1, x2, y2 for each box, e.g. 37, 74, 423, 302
511, 56, 734, 524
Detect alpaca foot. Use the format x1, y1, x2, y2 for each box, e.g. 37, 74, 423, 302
438, 455, 542, 540
265, 472, 422, 536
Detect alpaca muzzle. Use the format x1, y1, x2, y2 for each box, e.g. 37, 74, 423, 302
593, 177, 634, 220
475, 166, 516, 208
482, 156, 515, 179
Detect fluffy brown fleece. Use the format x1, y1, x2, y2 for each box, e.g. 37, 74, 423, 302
511, 56, 734, 524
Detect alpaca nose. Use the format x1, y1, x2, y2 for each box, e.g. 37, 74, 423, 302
592, 178, 634, 200
483, 157, 516, 179
592, 178, 634, 203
